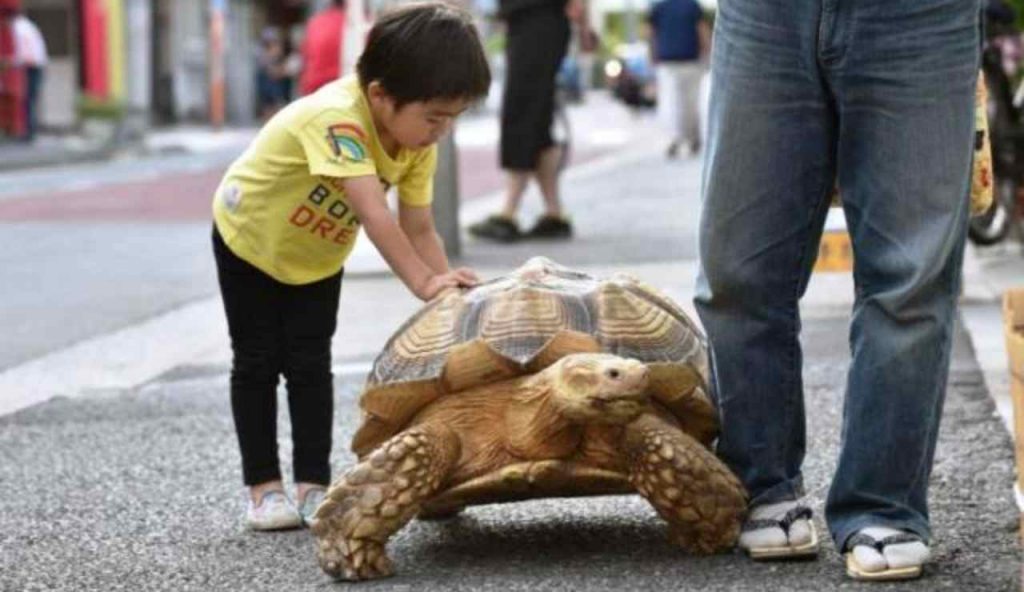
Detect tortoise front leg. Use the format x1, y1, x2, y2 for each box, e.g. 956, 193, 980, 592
621, 414, 747, 554
312, 423, 460, 581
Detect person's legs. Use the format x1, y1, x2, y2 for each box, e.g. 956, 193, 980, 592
534, 144, 563, 218
280, 268, 342, 494
24, 66, 41, 141
526, 17, 571, 237
212, 227, 286, 493
472, 19, 548, 242
468, 170, 529, 241
679, 63, 703, 154
657, 63, 683, 155
487, 13, 569, 239
500, 171, 530, 219
695, 0, 835, 525
824, 0, 979, 562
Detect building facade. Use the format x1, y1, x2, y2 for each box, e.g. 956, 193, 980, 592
21, 0, 340, 135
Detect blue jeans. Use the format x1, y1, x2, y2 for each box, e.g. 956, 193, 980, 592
694, 0, 979, 552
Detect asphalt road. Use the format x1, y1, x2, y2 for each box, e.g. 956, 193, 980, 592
0, 319, 1018, 592
0, 93, 1018, 591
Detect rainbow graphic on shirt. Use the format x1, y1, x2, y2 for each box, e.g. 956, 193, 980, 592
326, 123, 368, 162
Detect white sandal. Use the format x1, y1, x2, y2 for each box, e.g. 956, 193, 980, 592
245, 490, 302, 531
844, 531, 927, 581
741, 505, 820, 560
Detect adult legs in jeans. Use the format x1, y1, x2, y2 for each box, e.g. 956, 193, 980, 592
824, 1, 977, 552
658, 62, 704, 156
695, 0, 978, 558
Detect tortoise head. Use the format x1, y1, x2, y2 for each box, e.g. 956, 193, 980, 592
544, 353, 651, 424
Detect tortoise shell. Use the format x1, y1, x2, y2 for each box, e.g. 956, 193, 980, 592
352, 257, 716, 456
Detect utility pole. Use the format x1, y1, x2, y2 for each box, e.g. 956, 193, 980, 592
432, 133, 462, 258
208, 0, 226, 128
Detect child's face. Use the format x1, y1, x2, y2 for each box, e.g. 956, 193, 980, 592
370, 84, 470, 149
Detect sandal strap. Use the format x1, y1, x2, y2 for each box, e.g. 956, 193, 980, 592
847, 531, 923, 552
742, 505, 813, 534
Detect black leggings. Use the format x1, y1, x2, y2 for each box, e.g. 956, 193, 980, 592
212, 226, 341, 486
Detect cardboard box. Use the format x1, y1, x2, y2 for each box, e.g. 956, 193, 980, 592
813, 209, 854, 273
814, 231, 853, 273
1004, 288, 1024, 495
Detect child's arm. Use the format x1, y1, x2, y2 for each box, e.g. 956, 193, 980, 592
342, 175, 477, 300
398, 202, 450, 275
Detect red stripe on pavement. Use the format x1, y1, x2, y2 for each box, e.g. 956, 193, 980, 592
0, 145, 613, 222
0, 170, 225, 222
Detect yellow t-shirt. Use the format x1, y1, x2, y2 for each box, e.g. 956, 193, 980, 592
212, 75, 437, 285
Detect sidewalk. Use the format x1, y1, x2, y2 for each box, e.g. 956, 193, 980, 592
0, 124, 259, 174
0, 135, 1020, 590
0, 133, 115, 172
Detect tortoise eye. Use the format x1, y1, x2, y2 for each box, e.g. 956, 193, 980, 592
607, 368, 621, 380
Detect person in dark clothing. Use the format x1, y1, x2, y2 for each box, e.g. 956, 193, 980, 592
469, 0, 584, 242
256, 28, 288, 121
647, 0, 709, 158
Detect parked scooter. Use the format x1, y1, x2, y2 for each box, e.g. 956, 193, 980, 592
604, 42, 656, 109
971, 1, 1024, 245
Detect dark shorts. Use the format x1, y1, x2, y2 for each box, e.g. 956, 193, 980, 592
500, 11, 571, 171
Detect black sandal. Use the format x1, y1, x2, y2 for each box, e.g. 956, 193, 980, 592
468, 215, 521, 243
525, 215, 572, 240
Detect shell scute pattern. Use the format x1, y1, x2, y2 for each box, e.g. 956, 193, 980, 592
354, 258, 712, 456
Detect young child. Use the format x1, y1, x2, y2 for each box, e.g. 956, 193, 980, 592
211, 2, 490, 530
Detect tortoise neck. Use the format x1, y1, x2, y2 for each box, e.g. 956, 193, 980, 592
505, 376, 583, 459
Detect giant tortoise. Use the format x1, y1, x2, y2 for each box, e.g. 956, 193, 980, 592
311, 257, 747, 580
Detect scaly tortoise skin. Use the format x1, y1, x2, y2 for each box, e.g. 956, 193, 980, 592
311, 257, 747, 580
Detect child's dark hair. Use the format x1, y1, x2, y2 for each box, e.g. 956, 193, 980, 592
357, 2, 491, 108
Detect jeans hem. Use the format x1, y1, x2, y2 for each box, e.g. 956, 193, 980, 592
747, 477, 806, 509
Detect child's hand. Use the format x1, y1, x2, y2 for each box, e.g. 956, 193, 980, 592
416, 268, 480, 301
449, 266, 480, 286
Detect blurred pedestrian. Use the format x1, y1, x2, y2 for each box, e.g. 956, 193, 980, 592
695, 0, 979, 581
468, 0, 582, 242
300, 0, 345, 96
256, 28, 288, 121
0, 0, 24, 140
12, 6, 46, 142
280, 30, 302, 102
646, 0, 708, 158
211, 2, 488, 531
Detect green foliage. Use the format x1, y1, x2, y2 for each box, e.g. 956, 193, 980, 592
1006, 0, 1024, 29
485, 31, 505, 55
77, 95, 124, 120
602, 12, 628, 55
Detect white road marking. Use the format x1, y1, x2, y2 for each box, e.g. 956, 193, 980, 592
0, 298, 226, 417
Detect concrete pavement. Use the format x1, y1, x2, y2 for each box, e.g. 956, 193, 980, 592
0, 116, 1021, 590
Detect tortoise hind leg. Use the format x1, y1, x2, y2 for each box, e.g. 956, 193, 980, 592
622, 414, 747, 554
312, 423, 460, 580
416, 505, 464, 521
